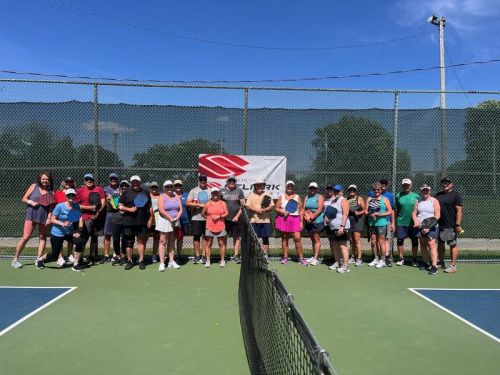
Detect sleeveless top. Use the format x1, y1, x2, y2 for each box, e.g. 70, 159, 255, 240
162, 193, 180, 218
281, 194, 299, 216
417, 197, 437, 224
206, 200, 226, 232
367, 196, 388, 227
25, 184, 51, 224
347, 195, 362, 216
329, 196, 351, 230
305, 194, 324, 224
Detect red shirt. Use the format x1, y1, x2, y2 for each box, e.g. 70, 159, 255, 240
54, 190, 67, 204
75, 185, 105, 221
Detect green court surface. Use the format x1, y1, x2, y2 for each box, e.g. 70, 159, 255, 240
0, 259, 249, 375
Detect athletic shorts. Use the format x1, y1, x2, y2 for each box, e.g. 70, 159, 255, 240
251, 223, 272, 238
225, 220, 242, 237
397, 226, 418, 240
104, 212, 121, 236
438, 228, 457, 246
348, 215, 364, 233
205, 229, 227, 238
329, 229, 349, 242
305, 222, 324, 233
369, 225, 387, 237
123, 225, 148, 239
191, 220, 206, 237
416, 226, 439, 240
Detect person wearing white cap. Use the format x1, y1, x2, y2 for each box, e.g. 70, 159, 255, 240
148, 181, 161, 264
37, 188, 86, 272
202, 187, 229, 268
173, 179, 190, 260
303, 182, 325, 266
118, 175, 154, 270
220, 175, 245, 264
394, 179, 420, 266
245, 178, 275, 257
275, 181, 307, 266
156, 180, 182, 271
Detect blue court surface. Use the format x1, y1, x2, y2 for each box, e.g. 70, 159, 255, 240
0, 286, 76, 336
410, 288, 500, 343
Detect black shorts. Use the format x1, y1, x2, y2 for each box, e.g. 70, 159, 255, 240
191, 220, 206, 237
181, 222, 191, 236
305, 222, 324, 233
329, 229, 350, 242
123, 225, 148, 239
225, 220, 242, 237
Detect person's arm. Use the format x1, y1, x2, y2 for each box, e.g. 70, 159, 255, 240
337, 198, 349, 235
412, 202, 419, 227
22, 184, 37, 206
175, 195, 183, 221
382, 198, 393, 217
455, 206, 463, 232
233, 197, 245, 221
434, 199, 441, 221
275, 196, 286, 216
356, 196, 366, 215
118, 192, 137, 213
220, 201, 229, 219
201, 201, 209, 218
364, 197, 371, 216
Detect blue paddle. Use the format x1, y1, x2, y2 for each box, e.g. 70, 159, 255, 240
284, 199, 298, 213
134, 192, 149, 208
324, 205, 338, 220
198, 190, 209, 204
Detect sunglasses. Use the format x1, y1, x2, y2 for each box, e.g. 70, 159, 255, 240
66, 194, 76, 198
164, 185, 173, 188
174, 184, 182, 187
120, 184, 128, 187
84, 178, 94, 182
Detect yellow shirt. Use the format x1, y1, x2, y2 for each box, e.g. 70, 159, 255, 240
245, 192, 274, 223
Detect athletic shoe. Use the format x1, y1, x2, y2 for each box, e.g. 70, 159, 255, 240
299, 258, 309, 266
57, 257, 66, 267
193, 256, 201, 264
159, 263, 165, 272
420, 263, 431, 271
309, 257, 320, 266
233, 255, 241, 264
138, 261, 146, 270
396, 258, 405, 266
120, 258, 127, 266
36, 259, 45, 269
201, 256, 207, 264
72, 264, 84, 272
11, 260, 22, 269
99, 255, 111, 264
337, 265, 350, 273
412, 258, 419, 267
428, 266, 438, 275
438, 260, 446, 269
444, 264, 458, 273
68, 254, 75, 263
375, 260, 386, 269
205, 261, 211, 268
328, 262, 339, 270
280, 256, 289, 264
124, 261, 134, 270
348, 256, 355, 264
168, 261, 180, 269
219, 260, 226, 268
151, 255, 158, 263
111, 256, 121, 266
368, 258, 379, 267
385, 257, 393, 267
355, 258, 363, 267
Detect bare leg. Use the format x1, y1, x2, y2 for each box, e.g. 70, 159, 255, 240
450, 244, 459, 266
293, 232, 304, 259
312, 232, 321, 259
281, 233, 289, 258
36, 223, 48, 259
158, 232, 167, 265
218, 237, 226, 261
14, 221, 35, 260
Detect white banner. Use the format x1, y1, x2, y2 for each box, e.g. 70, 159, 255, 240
198, 154, 286, 198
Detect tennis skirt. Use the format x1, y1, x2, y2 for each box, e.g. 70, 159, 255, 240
155, 216, 179, 233
275, 215, 301, 233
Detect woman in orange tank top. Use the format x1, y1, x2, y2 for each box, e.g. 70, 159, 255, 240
202, 187, 229, 268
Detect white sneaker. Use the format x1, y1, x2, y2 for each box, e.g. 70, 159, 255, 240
328, 262, 339, 270
56, 257, 66, 267
11, 260, 22, 269
309, 258, 320, 266
375, 260, 386, 269
396, 259, 404, 266
205, 261, 211, 268
168, 261, 180, 269
68, 254, 75, 263
220, 260, 226, 268
306, 257, 314, 263
151, 255, 158, 263
368, 258, 379, 267
337, 265, 350, 273
158, 263, 165, 272
355, 259, 363, 267
348, 256, 355, 264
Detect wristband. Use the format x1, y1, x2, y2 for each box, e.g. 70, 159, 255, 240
340, 225, 345, 227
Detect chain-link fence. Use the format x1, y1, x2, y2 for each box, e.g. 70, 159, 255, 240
1, 79, 500, 253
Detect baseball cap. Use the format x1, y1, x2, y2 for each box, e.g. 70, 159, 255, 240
420, 184, 432, 190
109, 173, 119, 179
150, 181, 159, 188
84, 173, 94, 180
325, 184, 334, 190
64, 176, 74, 182
64, 188, 76, 196
173, 179, 183, 186
402, 178, 412, 185
130, 175, 141, 182
333, 184, 344, 191
347, 184, 357, 191
198, 174, 208, 181
308, 182, 318, 189
440, 177, 452, 184
163, 180, 173, 187
285, 180, 295, 186
226, 174, 237, 182
254, 178, 266, 185
210, 187, 220, 193
380, 179, 389, 185
119, 180, 130, 186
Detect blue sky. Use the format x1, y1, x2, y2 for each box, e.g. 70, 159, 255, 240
0, 0, 499, 91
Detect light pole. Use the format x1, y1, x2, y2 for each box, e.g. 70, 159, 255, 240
428, 14, 447, 177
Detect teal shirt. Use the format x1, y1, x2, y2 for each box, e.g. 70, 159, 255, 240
396, 191, 420, 227
368, 197, 388, 227
305, 194, 324, 224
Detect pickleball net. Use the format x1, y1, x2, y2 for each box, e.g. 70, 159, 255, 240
238, 209, 337, 375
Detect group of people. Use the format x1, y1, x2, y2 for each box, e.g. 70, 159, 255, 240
11, 172, 463, 275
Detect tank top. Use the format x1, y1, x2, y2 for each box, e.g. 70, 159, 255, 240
417, 197, 437, 224
368, 196, 388, 227
25, 184, 51, 224
162, 193, 180, 218
281, 194, 299, 216
206, 200, 226, 232
329, 196, 351, 230
305, 194, 324, 224
347, 195, 362, 215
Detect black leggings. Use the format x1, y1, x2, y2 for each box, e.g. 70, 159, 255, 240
111, 222, 127, 255
47, 235, 84, 262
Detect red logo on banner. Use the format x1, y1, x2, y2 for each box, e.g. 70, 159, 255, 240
198, 154, 249, 179
207, 182, 222, 189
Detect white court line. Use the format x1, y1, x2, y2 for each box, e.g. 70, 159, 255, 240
410, 288, 500, 291
0, 286, 77, 336
408, 288, 500, 343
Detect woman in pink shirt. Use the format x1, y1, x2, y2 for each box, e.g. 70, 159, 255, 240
202, 187, 228, 268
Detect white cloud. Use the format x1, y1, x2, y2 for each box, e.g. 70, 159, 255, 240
83, 121, 136, 134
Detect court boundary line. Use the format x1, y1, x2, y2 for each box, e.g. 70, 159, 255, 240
408, 288, 500, 343
0, 286, 77, 336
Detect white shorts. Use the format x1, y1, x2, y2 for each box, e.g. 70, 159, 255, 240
155, 216, 179, 233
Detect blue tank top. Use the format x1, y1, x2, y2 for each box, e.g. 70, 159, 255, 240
305, 194, 324, 224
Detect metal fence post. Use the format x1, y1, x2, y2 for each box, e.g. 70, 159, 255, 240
392, 91, 399, 194
93, 83, 100, 181
243, 88, 249, 155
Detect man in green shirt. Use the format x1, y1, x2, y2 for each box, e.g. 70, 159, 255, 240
395, 179, 420, 266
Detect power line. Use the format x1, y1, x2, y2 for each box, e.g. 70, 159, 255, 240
48, 0, 433, 51
445, 44, 474, 106
1, 58, 499, 84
